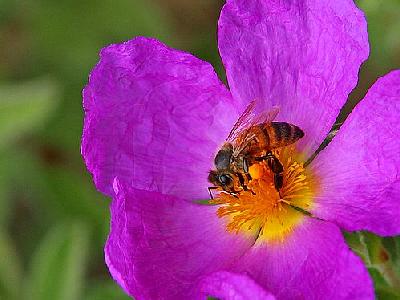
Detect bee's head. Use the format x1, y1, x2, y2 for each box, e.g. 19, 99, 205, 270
214, 143, 233, 170
208, 170, 234, 190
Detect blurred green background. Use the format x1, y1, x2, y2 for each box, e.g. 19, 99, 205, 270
0, 0, 399, 299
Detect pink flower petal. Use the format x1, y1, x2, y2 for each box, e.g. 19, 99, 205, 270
105, 179, 255, 299
233, 218, 373, 299
218, 0, 369, 157
310, 70, 400, 235
198, 271, 276, 300
82, 37, 239, 199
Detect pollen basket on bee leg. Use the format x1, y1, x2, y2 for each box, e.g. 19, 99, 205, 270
209, 146, 316, 243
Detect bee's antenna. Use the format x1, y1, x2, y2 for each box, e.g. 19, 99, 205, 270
208, 186, 219, 200
208, 187, 214, 200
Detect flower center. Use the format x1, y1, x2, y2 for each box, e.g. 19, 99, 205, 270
209, 146, 316, 242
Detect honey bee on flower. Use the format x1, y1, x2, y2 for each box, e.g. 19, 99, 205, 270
208, 100, 304, 197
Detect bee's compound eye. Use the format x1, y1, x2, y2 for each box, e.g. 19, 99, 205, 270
218, 174, 232, 186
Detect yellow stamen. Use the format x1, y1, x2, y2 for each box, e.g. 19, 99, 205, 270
209, 146, 316, 243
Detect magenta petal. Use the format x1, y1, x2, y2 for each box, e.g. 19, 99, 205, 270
218, 0, 369, 157
310, 70, 400, 235
198, 271, 276, 300
233, 218, 373, 299
82, 37, 239, 198
105, 179, 254, 300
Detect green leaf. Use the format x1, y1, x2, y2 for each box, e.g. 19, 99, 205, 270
369, 267, 389, 289
85, 281, 132, 300
0, 77, 59, 148
0, 231, 22, 300
30, 0, 173, 80
356, 0, 400, 72
345, 231, 390, 266
362, 232, 389, 265
344, 231, 368, 262
41, 165, 109, 229
0, 168, 11, 228
384, 237, 400, 273
346, 232, 400, 292
0, 148, 46, 230
376, 286, 400, 300
24, 221, 90, 300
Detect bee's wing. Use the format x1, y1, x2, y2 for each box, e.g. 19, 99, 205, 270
227, 100, 279, 142
226, 100, 257, 142
256, 105, 280, 124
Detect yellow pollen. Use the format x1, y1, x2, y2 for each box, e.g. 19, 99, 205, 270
209, 146, 316, 242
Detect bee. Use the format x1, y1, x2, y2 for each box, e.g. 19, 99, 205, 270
208, 100, 304, 198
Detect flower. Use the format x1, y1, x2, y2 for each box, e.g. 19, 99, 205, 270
82, 0, 400, 299
198, 271, 276, 299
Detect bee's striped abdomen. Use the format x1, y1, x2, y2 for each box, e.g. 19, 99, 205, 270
268, 122, 304, 149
